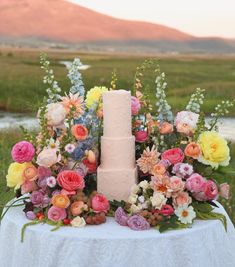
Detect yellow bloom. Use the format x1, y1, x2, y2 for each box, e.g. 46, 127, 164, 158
85, 86, 108, 108
6, 162, 34, 190
198, 131, 230, 169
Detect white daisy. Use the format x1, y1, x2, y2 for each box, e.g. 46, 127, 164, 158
174, 204, 196, 224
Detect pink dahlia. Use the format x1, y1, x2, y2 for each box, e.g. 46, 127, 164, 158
11, 141, 35, 163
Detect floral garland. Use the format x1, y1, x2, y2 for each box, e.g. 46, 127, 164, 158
2, 56, 235, 238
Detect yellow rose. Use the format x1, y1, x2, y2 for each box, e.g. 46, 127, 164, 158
6, 162, 35, 190
198, 131, 230, 169
85, 86, 108, 108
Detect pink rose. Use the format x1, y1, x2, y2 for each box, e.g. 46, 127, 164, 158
57, 170, 85, 192
219, 183, 230, 199
204, 180, 218, 201
168, 176, 185, 196
135, 130, 148, 143
131, 96, 141, 116
186, 173, 206, 193
161, 148, 184, 165
91, 194, 110, 213
159, 204, 174, 216
173, 192, 192, 207
48, 206, 67, 222
21, 180, 38, 194
36, 148, 61, 168
11, 141, 35, 163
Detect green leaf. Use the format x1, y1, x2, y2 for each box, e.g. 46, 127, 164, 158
21, 220, 42, 242
192, 201, 214, 213
196, 211, 227, 231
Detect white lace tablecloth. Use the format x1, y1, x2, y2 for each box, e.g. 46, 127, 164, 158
1, 201, 235, 267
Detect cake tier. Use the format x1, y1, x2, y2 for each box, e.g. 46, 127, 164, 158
97, 167, 137, 201
102, 90, 132, 138
100, 136, 136, 169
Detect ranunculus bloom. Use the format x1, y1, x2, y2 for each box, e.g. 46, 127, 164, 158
11, 141, 35, 163
46, 103, 67, 127
23, 166, 38, 181
168, 176, 185, 197
161, 148, 184, 165
185, 142, 201, 159
198, 131, 230, 169
219, 183, 230, 199
71, 124, 88, 141
91, 194, 110, 213
173, 191, 192, 207
30, 190, 45, 207
36, 148, 61, 168
204, 180, 218, 201
82, 159, 97, 174
70, 201, 86, 216
131, 96, 141, 116
51, 194, 70, 209
127, 215, 150, 231
115, 207, 129, 226
186, 173, 206, 193
159, 122, 173, 135
175, 111, 199, 136
159, 204, 174, 216
57, 170, 85, 192
21, 180, 38, 194
6, 162, 36, 190
48, 206, 67, 222
135, 130, 148, 143
151, 163, 166, 176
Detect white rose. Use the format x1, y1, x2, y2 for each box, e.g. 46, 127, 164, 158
46, 103, 66, 127
150, 192, 167, 210
130, 184, 140, 194
36, 148, 61, 168
71, 216, 86, 228
139, 180, 150, 190
130, 204, 142, 214
128, 194, 138, 204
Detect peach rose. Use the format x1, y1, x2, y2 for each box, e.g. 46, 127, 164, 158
173, 191, 192, 207
168, 176, 185, 197
159, 122, 173, 135
71, 124, 88, 141
70, 201, 87, 216
185, 142, 201, 159
151, 163, 166, 176
51, 194, 70, 209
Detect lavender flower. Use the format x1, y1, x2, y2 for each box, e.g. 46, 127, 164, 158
37, 176, 48, 190
30, 191, 44, 206
115, 207, 129, 226
172, 163, 193, 179
127, 215, 150, 231
65, 144, 76, 154
46, 176, 57, 188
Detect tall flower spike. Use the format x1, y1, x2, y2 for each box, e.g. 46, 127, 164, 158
67, 58, 85, 97
155, 72, 173, 123
186, 88, 205, 113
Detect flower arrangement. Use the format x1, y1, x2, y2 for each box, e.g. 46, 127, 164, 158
2, 56, 234, 237
113, 64, 234, 232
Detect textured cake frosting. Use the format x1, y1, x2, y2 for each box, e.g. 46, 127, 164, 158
97, 90, 137, 201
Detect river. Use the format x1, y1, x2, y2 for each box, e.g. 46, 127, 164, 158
0, 112, 234, 142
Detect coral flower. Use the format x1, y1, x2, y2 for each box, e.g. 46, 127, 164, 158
61, 92, 84, 117
151, 163, 166, 176
70, 201, 86, 216
159, 122, 173, 135
51, 194, 70, 209
71, 124, 88, 141
185, 142, 201, 159
137, 146, 160, 174
57, 170, 85, 192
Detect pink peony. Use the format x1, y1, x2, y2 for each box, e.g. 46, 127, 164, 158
36, 148, 61, 168
204, 180, 218, 201
91, 194, 110, 213
135, 130, 148, 143
11, 141, 35, 163
159, 204, 174, 216
131, 96, 141, 116
21, 180, 38, 194
161, 148, 184, 165
186, 173, 206, 193
168, 176, 185, 196
48, 206, 67, 222
57, 170, 85, 192
173, 192, 192, 207
219, 183, 230, 199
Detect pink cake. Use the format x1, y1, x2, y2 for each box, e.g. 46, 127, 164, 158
97, 90, 137, 201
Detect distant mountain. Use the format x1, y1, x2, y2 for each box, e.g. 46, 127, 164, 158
0, 0, 234, 53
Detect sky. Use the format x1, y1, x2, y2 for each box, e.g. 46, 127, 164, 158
68, 0, 235, 38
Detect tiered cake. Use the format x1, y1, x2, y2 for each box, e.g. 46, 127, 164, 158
97, 90, 137, 201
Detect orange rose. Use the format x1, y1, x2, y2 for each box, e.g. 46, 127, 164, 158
185, 142, 201, 159
70, 201, 86, 216
71, 124, 88, 141
51, 194, 70, 209
151, 163, 166, 176
159, 122, 173, 135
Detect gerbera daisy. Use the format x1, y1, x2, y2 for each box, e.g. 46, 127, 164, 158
174, 204, 196, 224
137, 146, 160, 174
61, 92, 84, 117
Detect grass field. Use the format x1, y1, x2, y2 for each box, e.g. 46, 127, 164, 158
0, 48, 235, 223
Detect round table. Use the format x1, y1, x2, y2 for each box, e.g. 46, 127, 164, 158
1, 201, 235, 267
